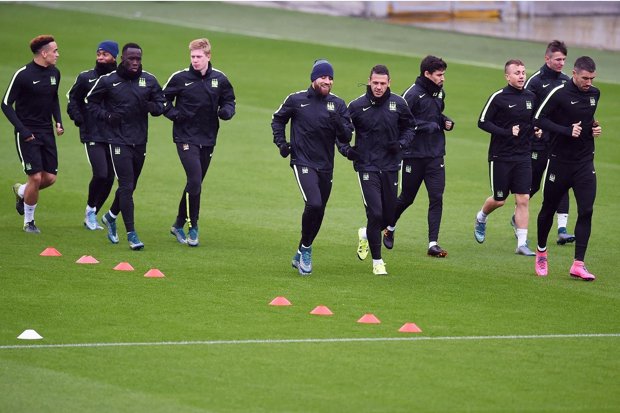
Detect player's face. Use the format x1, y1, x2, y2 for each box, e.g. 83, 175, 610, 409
41, 42, 59, 66
505, 64, 526, 90
545, 51, 566, 73
96, 50, 115, 64
425, 69, 445, 87
190, 49, 210, 72
312, 75, 333, 96
122, 48, 142, 73
369, 73, 390, 98
573, 69, 596, 92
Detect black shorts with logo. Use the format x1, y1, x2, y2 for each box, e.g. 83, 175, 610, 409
15, 130, 58, 175
489, 159, 531, 201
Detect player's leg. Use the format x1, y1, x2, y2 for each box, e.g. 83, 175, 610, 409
569, 161, 596, 281
425, 157, 447, 257
387, 158, 425, 248
474, 161, 507, 243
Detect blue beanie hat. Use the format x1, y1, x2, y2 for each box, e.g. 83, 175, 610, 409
310, 59, 334, 82
97, 40, 119, 58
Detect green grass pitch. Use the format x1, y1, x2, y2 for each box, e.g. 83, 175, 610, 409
0, 3, 619, 412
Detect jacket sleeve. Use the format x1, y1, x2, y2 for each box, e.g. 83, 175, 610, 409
271, 94, 295, 148
1, 69, 32, 138
398, 102, 416, 148
478, 95, 512, 137
162, 73, 181, 121
406, 94, 438, 134
84, 76, 109, 122
334, 102, 353, 144
217, 77, 236, 121
52, 72, 62, 127
147, 78, 167, 117
66, 73, 86, 126
534, 89, 573, 137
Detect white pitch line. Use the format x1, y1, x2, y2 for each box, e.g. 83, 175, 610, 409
1, 333, 619, 350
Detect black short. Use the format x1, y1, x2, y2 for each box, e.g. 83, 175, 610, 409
489, 160, 531, 201
15, 130, 58, 175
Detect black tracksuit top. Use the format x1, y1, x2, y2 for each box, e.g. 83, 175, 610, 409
272, 86, 353, 173
402, 76, 447, 159
525, 63, 570, 151
2, 61, 62, 138
478, 84, 537, 162
66, 66, 114, 143
347, 89, 416, 172
534, 79, 600, 163
85, 68, 166, 146
163, 63, 236, 147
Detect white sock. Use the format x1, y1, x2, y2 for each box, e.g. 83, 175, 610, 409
516, 229, 528, 246
429, 241, 438, 248
372, 258, 384, 266
301, 244, 311, 249
360, 227, 367, 239
476, 210, 488, 223
18, 184, 26, 198
86, 205, 96, 214
108, 210, 117, 220
24, 203, 36, 223
557, 213, 568, 229
387, 225, 395, 232
537, 246, 547, 252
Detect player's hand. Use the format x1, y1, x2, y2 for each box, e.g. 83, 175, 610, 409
512, 124, 520, 137
56, 123, 64, 136
592, 120, 602, 138
146, 101, 159, 114
346, 146, 361, 161
534, 127, 543, 139
279, 143, 291, 158
443, 116, 454, 131
24, 135, 35, 142
572, 121, 582, 138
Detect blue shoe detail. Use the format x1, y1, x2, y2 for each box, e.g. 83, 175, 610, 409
292, 251, 301, 269
127, 231, 144, 250
170, 226, 187, 244
187, 227, 199, 247
102, 213, 119, 244
298, 245, 312, 275
474, 219, 486, 244
84, 210, 102, 230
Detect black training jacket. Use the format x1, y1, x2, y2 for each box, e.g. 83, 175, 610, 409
524, 63, 570, 151
346, 88, 415, 172
402, 76, 448, 159
534, 79, 600, 163
478, 84, 537, 162
66, 65, 116, 143
85, 68, 166, 146
163, 63, 236, 147
272, 86, 352, 173
2, 61, 62, 138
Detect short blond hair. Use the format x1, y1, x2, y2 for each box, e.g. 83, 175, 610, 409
189, 38, 211, 55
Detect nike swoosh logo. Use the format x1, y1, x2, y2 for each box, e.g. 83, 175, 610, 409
113, 82, 122, 87
509, 104, 516, 108
571, 100, 579, 105
440, 164, 444, 168
300, 103, 310, 107
185, 82, 194, 86
89, 79, 97, 83
542, 84, 550, 88
32, 80, 40, 84
362, 107, 371, 111
418, 94, 426, 98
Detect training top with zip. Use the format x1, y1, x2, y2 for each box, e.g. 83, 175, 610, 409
272, 86, 353, 173
1, 61, 62, 139
478, 84, 537, 162
524, 63, 570, 151
345, 87, 416, 172
534, 79, 600, 163
402, 75, 448, 159
85, 67, 166, 146
163, 62, 236, 147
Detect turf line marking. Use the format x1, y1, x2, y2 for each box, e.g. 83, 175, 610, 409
1, 333, 618, 350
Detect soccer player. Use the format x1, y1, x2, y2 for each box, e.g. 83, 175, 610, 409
524, 40, 575, 245
66, 40, 118, 231
85, 43, 167, 250
271, 59, 353, 276
384, 55, 454, 258
2, 35, 64, 233
474, 59, 538, 256
533, 56, 601, 281
163, 38, 236, 247
342, 64, 415, 275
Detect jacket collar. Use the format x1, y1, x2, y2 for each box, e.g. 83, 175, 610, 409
188, 62, 213, 78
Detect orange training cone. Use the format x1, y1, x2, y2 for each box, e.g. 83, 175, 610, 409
114, 262, 134, 271
76, 255, 99, 264
40, 247, 62, 256
269, 296, 292, 306
398, 323, 422, 333
357, 313, 381, 324
144, 268, 165, 278
310, 306, 333, 315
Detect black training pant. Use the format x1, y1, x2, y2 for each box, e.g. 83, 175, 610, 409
537, 159, 596, 261
531, 149, 569, 214
293, 165, 333, 248
393, 157, 445, 243
174, 143, 213, 228
109, 144, 146, 233
84, 142, 114, 213
358, 170, 398, 260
